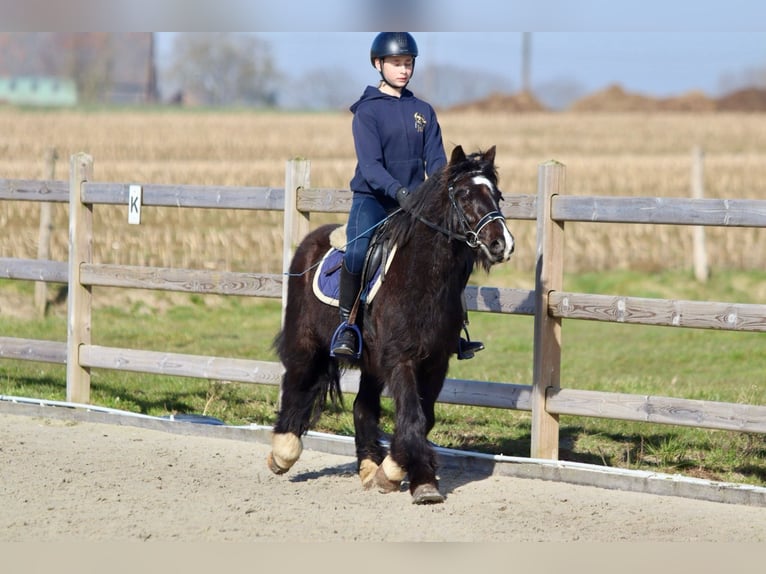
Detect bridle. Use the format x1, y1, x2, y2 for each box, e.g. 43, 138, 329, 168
413, 174, 507, 250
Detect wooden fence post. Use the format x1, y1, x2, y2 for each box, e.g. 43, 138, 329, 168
531, 160, 565, 459
34, 148, 58, 318
691, 146, 709, 283
282, 158, 311, 326
66, 153, 94, 404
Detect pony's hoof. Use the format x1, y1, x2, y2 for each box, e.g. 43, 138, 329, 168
266, 452, 290, 475
372, 464, 401, 494
268, 432, 303, 475
411, 483, 444, 505
359, 459, 379, 490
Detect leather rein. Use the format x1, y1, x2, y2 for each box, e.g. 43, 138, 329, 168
412, 178, 506, 249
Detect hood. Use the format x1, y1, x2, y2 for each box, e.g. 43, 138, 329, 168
349, 85, 414, 113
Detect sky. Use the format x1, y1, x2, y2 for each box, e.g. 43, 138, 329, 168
259, 32, 764, 97
6, 0, 763, 108
156, 32, 766, 109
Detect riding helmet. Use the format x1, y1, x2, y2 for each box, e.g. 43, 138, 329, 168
370, 32, 418, 67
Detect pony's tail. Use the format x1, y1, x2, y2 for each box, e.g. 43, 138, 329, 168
308, 357, 343, 427
324, 360, 344, 407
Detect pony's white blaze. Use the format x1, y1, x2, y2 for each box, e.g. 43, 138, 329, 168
472, 175, 515, 261
472, 175, 494, 189
499, 222, 514, 260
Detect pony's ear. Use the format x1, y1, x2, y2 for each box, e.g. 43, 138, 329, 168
484, 145, 496, 163
450, 145, 466, 164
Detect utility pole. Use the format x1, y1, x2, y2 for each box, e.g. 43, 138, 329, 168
521, 32, 531, 93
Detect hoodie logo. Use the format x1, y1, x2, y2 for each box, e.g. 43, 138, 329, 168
413, 112, 426, 132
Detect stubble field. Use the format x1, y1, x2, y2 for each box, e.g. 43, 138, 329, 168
2, 108, 766, 276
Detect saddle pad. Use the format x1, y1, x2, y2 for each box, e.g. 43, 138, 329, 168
312, 244, 398, 308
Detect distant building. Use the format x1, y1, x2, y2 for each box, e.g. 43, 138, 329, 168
0, 33, 157, 105
0, 76, 78, 107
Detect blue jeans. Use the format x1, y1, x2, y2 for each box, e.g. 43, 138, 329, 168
343, 194, 393, 274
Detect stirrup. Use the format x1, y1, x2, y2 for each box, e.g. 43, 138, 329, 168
330, 322, 362, 360
457, 326, 484, 361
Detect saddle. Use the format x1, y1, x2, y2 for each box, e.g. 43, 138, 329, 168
312, 221, 397, 309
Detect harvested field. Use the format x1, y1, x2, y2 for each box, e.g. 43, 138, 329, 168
2, 108, 766, 275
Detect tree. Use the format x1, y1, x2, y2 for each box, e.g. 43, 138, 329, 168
281, 68, 360, 110
165, 33, 280, 106
61, 34, 114, 103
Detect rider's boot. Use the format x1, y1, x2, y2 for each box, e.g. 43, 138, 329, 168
331, 262, 363, 357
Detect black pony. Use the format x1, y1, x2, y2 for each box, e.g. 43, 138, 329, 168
267, 145, 514, 504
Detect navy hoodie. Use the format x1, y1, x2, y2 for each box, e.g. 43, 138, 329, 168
349, 85, 447, 204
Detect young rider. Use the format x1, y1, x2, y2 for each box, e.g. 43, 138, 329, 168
331, 32, 484, 361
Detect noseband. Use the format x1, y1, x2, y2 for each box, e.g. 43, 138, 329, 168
413, 178, 506, 250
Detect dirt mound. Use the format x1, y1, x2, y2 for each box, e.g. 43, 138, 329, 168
567, 84, 716, 113
573, 84, 766, 113
716, 87, 766, 112
448, 84, 766, 114
568, 84, 659, 112
448, 90, 548, 113
658, 90, 718, 112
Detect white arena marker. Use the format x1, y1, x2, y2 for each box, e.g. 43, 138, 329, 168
128, 184, 142, 225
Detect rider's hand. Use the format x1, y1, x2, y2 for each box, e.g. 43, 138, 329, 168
396, 187, 413, 210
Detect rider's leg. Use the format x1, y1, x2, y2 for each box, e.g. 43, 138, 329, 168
330, 195, 387, 358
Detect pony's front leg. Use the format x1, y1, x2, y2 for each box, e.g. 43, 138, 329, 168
354, 372, 387, 489
381, 362, 444, 504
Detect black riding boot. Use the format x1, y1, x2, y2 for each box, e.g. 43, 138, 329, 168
331, 263, 363, 357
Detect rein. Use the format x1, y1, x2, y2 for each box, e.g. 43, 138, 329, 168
413, 182, 506, 249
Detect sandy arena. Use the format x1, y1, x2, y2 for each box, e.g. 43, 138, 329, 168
1, 404, 765, 543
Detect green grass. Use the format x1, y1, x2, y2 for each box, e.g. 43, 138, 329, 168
1, 270, 764, 486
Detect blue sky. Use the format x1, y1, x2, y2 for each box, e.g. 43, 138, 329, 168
7, 0, 764, 104
157, 32, 765, 108
257, 32, 764, 97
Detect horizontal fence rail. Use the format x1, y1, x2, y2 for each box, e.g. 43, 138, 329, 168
1, 152, 765, 468
546, 388, 766, 434
0, 337, 67, 364
81, 264, 284, 297
548, 291, 766, 332
82, 182, 286, 210
0, 179, 69, 202
553, 195, 766, 227
1, 258, 68, 283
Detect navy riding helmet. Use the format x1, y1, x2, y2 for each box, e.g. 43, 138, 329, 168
369, 32, 418, 67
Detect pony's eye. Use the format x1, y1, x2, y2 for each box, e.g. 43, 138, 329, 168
455, 187, 469, 197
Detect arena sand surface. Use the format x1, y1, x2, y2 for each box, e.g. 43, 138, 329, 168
2, 411, 765, 544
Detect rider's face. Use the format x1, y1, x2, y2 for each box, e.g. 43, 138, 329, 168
376, 56, 414, 88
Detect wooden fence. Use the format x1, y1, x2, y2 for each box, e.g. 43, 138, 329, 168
1, 152, 766, 462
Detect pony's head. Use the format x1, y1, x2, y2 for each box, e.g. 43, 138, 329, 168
431, 146, 514, 270
406, 145, 514, 271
